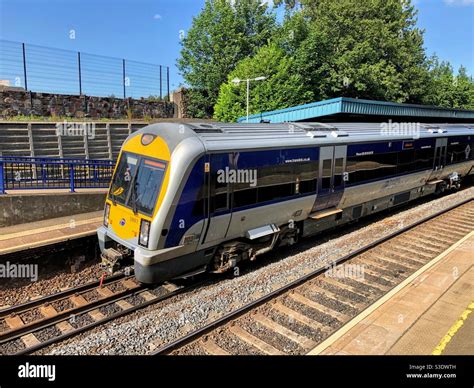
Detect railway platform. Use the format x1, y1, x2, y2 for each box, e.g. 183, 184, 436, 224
0, 188, 106, 227
308, 232, 474, 356
0, 210, 103, 255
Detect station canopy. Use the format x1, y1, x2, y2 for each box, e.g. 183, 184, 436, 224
237, 97, 474, 124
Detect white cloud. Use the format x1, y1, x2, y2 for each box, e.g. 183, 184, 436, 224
444, 0, 474, 6
153, 14, 162, 20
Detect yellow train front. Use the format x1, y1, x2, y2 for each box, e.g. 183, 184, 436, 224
98, 122, 212, 284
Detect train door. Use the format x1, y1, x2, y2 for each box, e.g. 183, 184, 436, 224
433, 138, 447, 172
201, 153, 233, 244
311, 145, 346, 213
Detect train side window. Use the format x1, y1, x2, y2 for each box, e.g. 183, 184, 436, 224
321, 159, 332, 189
258, 164, 294, 187
213, 192, 228, 211
192, 187, 205, 217
447, 143, 470, 164
397, 150, 415, 173
233, 188, 258, 208
258, 183, 294, 203
346, 152, 397, 185
299, 178, 317, 193
211, 175, 228, 212
414, 148, 434, 170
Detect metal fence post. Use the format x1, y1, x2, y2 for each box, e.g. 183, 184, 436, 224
69, 163, 75, 193
41, 162, 46, 186
0, 161, 5, 194
159, 65, 162, 100
22, 43, 28, 91
78, 51, 82, 95
167, 66, 170, 101
122, 59, 126, 99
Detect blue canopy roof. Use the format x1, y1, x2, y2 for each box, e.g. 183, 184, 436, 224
237, 97, 474, 123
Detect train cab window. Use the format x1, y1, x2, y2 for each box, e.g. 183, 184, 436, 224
333, 158, 344, 187
132, 159, 167, 215
109, 153, 167, 216
321, 159, 332, 189
109, 152, 139, 205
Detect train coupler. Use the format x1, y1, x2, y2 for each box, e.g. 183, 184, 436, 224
100, 248, 125, 274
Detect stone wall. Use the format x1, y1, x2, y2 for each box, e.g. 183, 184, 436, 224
0, 88, 175, 120
170, 87, 214, 119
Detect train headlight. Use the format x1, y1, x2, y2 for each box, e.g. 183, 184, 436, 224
141, 134, 156, 146
139, 219, 151, 247
103, 203, 111, 227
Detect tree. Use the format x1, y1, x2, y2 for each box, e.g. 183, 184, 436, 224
278, 0, 431, 103
177, 0, 276, 118
214, 43, 312, 121
423, 57, 474, 109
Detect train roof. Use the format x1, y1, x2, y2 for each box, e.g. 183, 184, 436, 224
139, 121, 474, 153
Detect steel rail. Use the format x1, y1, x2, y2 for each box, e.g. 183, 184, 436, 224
151, 197, 473, 355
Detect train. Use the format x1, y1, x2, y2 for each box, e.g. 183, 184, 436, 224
97, 121, 474, 284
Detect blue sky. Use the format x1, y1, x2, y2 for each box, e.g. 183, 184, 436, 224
0, 0, 473, 95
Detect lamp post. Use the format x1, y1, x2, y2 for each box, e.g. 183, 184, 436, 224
231, 76, 267, 123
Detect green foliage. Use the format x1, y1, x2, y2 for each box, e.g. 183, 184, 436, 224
422, 56, 474, 109
177, 0, 276, 117
214, 43, 313, 122
180, 0, 473, 120
294, 0, 430, 103
182, 88, 215, 119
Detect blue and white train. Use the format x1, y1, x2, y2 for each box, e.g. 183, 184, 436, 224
97, 122, 474, 283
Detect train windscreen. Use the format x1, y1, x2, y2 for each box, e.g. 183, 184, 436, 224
109, 152, 166, 216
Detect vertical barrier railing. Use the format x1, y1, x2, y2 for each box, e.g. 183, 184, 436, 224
0, 161, 5, 194
0, 157, 114, 194
69, 164, 75, 193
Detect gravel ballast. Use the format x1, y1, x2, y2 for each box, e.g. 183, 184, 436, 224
30, 188, 474, 355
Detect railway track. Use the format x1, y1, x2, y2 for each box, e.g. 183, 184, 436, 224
0, 272, 189, 355
153, 199, 474, 355
1, 198, 472, 355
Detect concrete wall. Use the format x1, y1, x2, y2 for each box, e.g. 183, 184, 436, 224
0, 89, 174, 120
0, 191, 107, 227
0, 121, 149, 159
